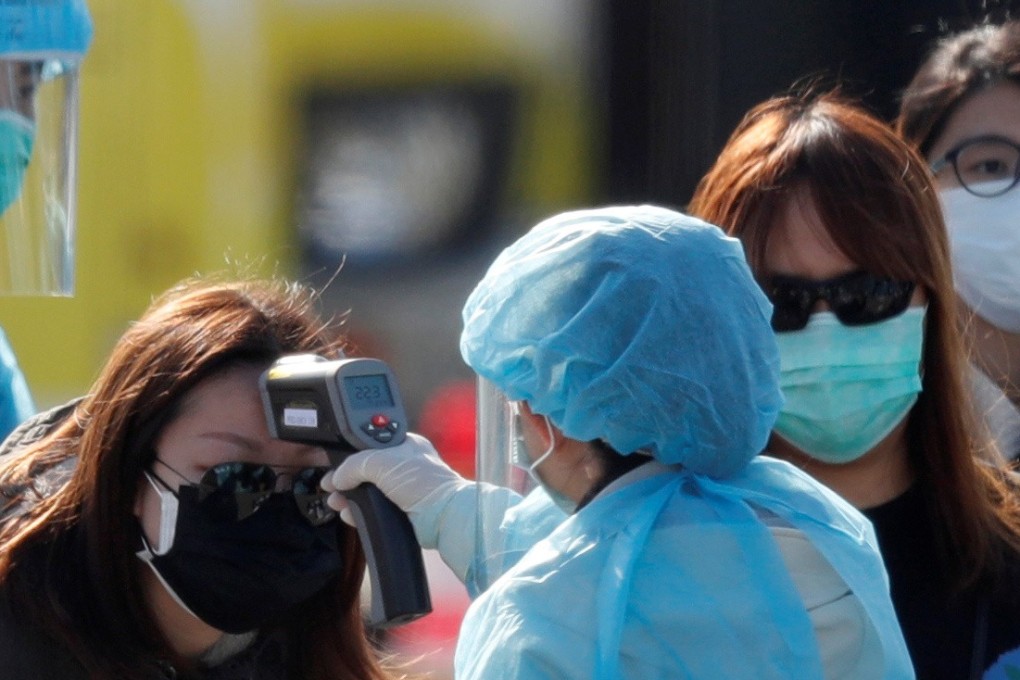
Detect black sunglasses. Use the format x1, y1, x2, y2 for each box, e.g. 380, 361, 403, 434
151, 458, 337, 526
762, 270, 915, 332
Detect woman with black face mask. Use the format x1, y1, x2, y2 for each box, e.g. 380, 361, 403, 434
0, 276, 401, 680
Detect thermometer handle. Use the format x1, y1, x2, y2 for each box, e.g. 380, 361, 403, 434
343, 482, 432, 627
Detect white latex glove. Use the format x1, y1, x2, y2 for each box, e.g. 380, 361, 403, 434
321, 433, 478, 574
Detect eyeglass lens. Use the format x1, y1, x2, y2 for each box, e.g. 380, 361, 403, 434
945, 137, 1020, 197
764, 271, 914, 332
290, 467, 336, 525
181, 460, 336, 525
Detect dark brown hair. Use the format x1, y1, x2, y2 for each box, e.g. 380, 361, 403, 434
0, 276, 395, 679
688, 91, 1020, 588
897, 20, 1020, 154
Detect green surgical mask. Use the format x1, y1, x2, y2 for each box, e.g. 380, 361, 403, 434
0, 109, 34, 216
773, 307, 925, 464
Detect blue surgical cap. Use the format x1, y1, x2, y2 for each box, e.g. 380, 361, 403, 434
460, 205, 783, 477
0, 0, 93, 59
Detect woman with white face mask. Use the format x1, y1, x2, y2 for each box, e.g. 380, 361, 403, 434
689, 90, 1020, 680
897, 19, 1020, 462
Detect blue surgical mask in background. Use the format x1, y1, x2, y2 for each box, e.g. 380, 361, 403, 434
773, 307, 926, 463
0, 109, 34, 216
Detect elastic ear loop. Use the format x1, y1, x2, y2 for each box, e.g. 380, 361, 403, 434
527, 415, 557, 479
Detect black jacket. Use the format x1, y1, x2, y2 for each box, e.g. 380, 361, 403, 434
0, 597, 290, 680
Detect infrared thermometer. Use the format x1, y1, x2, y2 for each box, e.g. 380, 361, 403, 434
259, 354, 432, 627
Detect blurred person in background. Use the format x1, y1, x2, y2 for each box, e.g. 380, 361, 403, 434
0, 1, 94, 437
896, 19, 1020, 462
689, 90, 1020, 679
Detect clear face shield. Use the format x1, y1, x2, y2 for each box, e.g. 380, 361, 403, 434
0, 57, 80, 295
471, 377, 567, 593
0, 1, 91, 296
475, 376, 531, 495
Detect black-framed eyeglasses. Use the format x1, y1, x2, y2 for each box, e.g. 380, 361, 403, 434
151, 458, 337, 526
762, 270, 916, 332
930, 135, 1020, 198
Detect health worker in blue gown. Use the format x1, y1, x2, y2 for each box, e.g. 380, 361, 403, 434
0, 0, 93, 436
323, 205, 915, 679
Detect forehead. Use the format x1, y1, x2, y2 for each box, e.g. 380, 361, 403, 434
928, 81, 1020, 159
760, 190, 855, 279
154, 363, 324, 469
175, 363, 264, 413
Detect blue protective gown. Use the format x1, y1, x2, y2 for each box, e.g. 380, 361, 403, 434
0, 326, 34, 440
454, 456, 914, 680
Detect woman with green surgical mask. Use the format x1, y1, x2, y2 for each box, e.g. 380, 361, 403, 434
689, 90, 1020, 680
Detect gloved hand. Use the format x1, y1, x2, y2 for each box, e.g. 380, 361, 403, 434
321, 433, 477, 568
322, 432, 529, 586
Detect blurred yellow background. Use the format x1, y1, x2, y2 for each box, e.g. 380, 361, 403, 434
0, 0, 596, 414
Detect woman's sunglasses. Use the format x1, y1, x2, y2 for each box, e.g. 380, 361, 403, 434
152, 458, 337, 526
761, 270, 915, 332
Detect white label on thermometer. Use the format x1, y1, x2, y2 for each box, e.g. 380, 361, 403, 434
284, 407, 318, 428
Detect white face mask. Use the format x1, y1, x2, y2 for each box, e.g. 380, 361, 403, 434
510, 408, 575, 513
510, 409, 557, 480
940, 186, 1020, 332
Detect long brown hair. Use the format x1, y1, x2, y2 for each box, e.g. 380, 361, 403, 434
0, 276, 394, 680
688, 91, 1020, 588
897, 19, 1020, 154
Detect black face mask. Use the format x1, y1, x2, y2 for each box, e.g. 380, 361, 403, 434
139, 487, 343, 633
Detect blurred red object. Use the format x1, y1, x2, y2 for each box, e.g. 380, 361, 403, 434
417, 379, 476, 479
